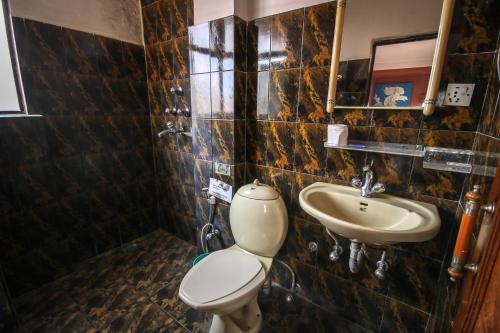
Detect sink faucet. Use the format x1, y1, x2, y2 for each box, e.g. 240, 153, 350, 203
351, 164, 386, 197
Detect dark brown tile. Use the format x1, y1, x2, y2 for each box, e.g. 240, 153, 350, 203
248, 17, 272, 71
294, 123, 327, 176
418, 130, 475, 149
246, 121, 268, 165
332, 108, 372, 126
210, 17, 235, 72
145, 45, 160, 82
298, 66, 331, 123
269, 69, 300, 121
24, 20, 66, 71
190, 73, 211, 118
142, 3, 158, 45
267, 121, 296, 170
193, 119, 212, 160
301, 2, 336, 68
159, 40, 174, 80
172, 0, 189, 38
410, 160, 467, 200
158, 0, 173, 42
371, 109, 422, 128
212, 120, 245, 164
173, 36, 189, 78
211, 71, 235, 119
448, 0, 500, 53
381, 299, 430, 333
189, 23, 211, 74
270, 9, 304, 70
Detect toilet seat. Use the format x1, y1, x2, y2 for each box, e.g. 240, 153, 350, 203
179, 249, 266, 312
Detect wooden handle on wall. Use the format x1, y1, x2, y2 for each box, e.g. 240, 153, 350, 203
448, 186, 482, 281
326, 0, 346, 113
422, 0, 456, 116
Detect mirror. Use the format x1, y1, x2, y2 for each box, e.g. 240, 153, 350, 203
0, 0, 26, 114
334, 0, 444, 110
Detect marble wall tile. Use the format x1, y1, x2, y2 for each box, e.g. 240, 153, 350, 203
298, 66, 330, 123
211, 71, 235, 119
158, 0, 173, 42
194, 159, 213, 197
267, 122, 296, 170
158, 40, 174, 80
96, 36, 124, 78
448, 0, 500, 54
122, 43, 147, 81
410, 161, 466, 200
294, 123, 327, 176
211, 120, 245, 164
269, 69, 300, 121
234, 16, 248, 72
188, 23, 210, 74
173, 36, 189, 78
381, 299, 430, 333
371, 109, 423, 128
145, 45, 160, 82
247, 17, 272, 72
172, 0, 189, 38
210, 17, 235, 72
192, 119, 212, 160
270, 9, 304, 70
23, 20, 66, 71
332, 108, 372, 126
190, 73, 211, 118
63, 28, 97, 75
246, 121, 268, 165
301, 2, 335, 68
142, 3, 158, 45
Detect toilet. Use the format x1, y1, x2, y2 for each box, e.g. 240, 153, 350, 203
179, 179, 288, 333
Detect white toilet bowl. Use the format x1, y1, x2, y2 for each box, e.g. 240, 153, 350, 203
179, 246, 273, 333
179, 180, 288, 333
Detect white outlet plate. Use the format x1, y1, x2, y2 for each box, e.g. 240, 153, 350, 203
214, 162, 231, 176
444, 83, 475, 106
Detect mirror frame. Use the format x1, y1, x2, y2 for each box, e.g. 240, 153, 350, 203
0, 0, 27, 115
326, 0, 456, 116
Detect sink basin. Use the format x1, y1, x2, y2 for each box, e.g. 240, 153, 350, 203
299, 182, 440, 245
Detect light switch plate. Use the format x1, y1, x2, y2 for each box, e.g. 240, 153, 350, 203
444, 83, 475, 106
214, 162, 231, 176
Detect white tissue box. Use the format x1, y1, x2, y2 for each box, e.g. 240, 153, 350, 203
327, 124, 348, 146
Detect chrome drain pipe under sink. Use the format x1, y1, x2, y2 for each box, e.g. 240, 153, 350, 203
349, 240, 365, 273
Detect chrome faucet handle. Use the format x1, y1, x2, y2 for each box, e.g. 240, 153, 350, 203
371, 182, 386, 194
362, 165, 372, 173
351, 177, 362, 189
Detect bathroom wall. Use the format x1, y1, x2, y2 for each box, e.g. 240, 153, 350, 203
140, 0, 199, 243
9, 0, 143, 45
185, 0, 500, 332
0, 17, 154, 296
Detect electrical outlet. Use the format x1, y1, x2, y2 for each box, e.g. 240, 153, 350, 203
444, 83, 475, 106
214, 162, 231, 176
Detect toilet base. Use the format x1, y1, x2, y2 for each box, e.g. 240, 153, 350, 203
209, 296, 262, 333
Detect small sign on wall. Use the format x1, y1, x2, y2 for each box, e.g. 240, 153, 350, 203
208, 178, 233, 203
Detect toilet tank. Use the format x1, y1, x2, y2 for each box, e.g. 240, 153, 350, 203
230, 180, 288, 257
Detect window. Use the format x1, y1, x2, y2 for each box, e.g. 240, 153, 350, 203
0, 0, 26, 114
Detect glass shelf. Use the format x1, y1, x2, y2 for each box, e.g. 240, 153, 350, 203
325, 141, 499, 176
324, 140, 425, 157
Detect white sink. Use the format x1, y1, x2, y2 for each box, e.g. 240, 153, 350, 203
299, 182, 440, 245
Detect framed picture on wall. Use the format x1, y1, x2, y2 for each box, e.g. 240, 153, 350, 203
372, 82, 413, 107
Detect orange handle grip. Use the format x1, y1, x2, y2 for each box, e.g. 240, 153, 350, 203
448, 186, 481, 281
453, 214, 475, 259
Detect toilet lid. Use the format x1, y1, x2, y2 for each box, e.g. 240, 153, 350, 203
181, 250, 263, 304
